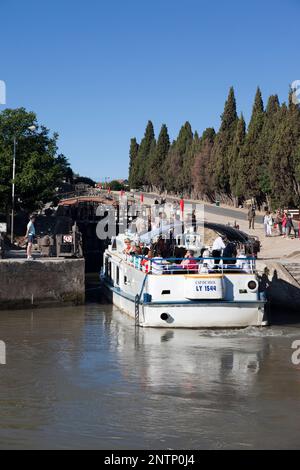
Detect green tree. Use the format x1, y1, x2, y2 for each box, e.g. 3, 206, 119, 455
239, 87, 265, 198
269, 104, 296, 207
164, 122, 193, 195
0, 108, 70, 212
256, 95, 281, 206
213, 87, 238, 195
192, 128, 216, 200
228, 114, 246, 203
128, 138, 139, 188
148, 124, 170, 191
130, 121, 155, 188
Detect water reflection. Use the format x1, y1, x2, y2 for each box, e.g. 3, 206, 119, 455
0, 305, 299, 449
104, 308, 270, 397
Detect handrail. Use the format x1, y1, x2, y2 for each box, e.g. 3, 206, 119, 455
123, 254, 256, 275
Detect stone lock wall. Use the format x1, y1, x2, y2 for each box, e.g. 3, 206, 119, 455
0, 259, 85, 310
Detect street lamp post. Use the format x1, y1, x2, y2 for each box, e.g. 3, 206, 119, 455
11, 136, 17, 243
11, 125, 36, 244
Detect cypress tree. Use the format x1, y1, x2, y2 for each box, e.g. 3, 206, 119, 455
269, 104, 296, 207
131, 121, 155, 188
229, 114, 246, 203
192, 128, 216, 200
257, 95, 280, 206
128, 138, 139, 188
288, 88, 300, 201
213, 87, 238, 196
164, 122, 193, 195
239, 87, 265, 199
177, 122, 194, 195
149, 124, 170, 191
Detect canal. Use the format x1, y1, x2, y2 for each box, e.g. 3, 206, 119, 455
0, 303, 300, 449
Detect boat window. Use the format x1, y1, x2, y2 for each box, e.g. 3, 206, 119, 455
116, 266, 120, 286
124, 275, 128, 284
161, 290, 171, 295
105, 257, 109, 276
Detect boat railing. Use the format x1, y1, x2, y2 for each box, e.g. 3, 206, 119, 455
123, 255, 257, 275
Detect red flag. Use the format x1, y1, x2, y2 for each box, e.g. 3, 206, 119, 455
180, 198, 184, 213
140, 193, 144, 203
108, 187, 111, 194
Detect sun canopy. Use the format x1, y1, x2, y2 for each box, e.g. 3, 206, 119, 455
138, 221, 249, 244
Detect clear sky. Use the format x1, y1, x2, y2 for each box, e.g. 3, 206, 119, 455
0, 0, 299, 182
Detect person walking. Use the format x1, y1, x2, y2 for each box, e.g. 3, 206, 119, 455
275, 209, 283, 235
282, 211, 287, 237
285, 214, 294, 238
247, 205, 256, 230
25, 215, 36, 260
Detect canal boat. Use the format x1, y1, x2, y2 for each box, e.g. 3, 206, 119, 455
101, 223, 267, 328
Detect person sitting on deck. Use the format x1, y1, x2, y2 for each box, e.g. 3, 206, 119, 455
134, 245, 142, 255
151, 251, 169, 275
123, 238, 133, 255
199, 248, 214, 272
180, 249, 198, 272
236, 250, 252, 273
141, 247, 151, 273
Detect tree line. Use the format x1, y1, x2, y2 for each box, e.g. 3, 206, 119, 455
128, 86, 300, 209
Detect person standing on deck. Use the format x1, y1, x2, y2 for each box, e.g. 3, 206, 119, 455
247, 205, 256, 230
25, 215, 36, 260
212, 235, 226, 265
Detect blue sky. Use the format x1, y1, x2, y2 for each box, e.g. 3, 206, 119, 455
0, 0, 299, 181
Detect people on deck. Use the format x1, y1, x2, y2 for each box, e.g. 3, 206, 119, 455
212, 235, 226, 264
236, 249, 252, 273
151, 251, 169, 275
180, 250, 198, 272
123, 238, 133, 255
222, 241, 237, 265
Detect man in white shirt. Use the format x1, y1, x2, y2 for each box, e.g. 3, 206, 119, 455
212, 235, 226, 265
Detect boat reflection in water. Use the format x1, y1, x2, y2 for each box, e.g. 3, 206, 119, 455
103, 307, 270, 397
1, 305, 300, 449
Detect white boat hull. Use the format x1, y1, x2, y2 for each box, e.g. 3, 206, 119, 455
103, 284, 266, 328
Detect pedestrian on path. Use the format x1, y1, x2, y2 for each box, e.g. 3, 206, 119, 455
264, 211, 273, 237
285, 214, 294, 238
247, 205, 256, 229
275, 209, 283, 235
